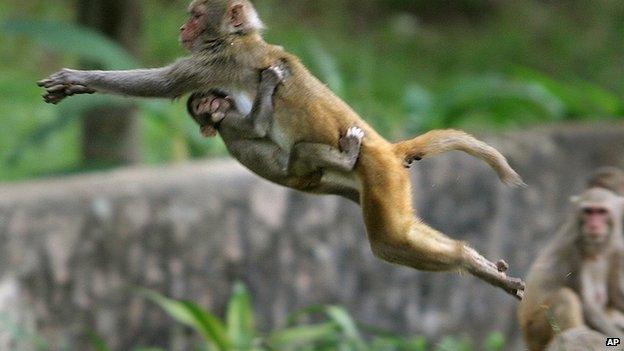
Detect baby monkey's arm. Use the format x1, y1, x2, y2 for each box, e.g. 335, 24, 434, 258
187, 63, 284, 138
187, 63, 364, 177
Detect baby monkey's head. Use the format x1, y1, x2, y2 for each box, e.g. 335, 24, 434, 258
187, 90, 233, 137
181, 0, 263, 51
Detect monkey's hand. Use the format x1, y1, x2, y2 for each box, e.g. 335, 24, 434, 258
339, 126, 365, 155
38, 69, 95, 104
193, 94, 233, 138
261, 61, 290, 88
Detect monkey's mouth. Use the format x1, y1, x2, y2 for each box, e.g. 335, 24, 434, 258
582, 234, 607, 245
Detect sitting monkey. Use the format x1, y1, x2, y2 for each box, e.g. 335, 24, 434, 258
546, 327, 607, 351
519, 187, 624, 350
188, 63, 364, 203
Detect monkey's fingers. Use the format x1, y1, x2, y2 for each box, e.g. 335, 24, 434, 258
483, 272, 525, 300
43, 91, 68, 105
64, 85, 95, 96
263, 60, 291, 85
37, 79, 50, 87
37, 75, 68, 88
465, 249, 525, 299
194, 97, 214, 115
502, 277, 526, 300
37, 77, 60, 88
200, 125, 218, 137
261, 66, 285, 86
496, 260, 509, 272
339, 126, 365, 153
45, 84, 69, 93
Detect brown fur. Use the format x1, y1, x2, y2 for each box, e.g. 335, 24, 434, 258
587, 167, 624, 195
519, 188, 624, 350
546, 327, 608, 351
38, 0, 525, 298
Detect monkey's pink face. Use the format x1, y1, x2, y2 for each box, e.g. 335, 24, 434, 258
180, 5, 207, 50
580, 206, 612, 240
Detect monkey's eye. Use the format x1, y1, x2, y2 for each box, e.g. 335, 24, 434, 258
583, 208, 609, 215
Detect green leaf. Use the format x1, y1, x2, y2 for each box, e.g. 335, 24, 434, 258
267, 323, 338, 349
226, 282, 256, 349
324, 306, 367, 350
139, 289, 232, 351
2, 20, 139, 69
434, 336, 473, 351
285, 305, 327, 326
433, 74, 566, 128
510, 66, 623, 118
483, 332, 505, 351
87, 333, 110, 351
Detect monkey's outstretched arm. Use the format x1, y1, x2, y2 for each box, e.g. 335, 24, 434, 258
38, 58, 204, 104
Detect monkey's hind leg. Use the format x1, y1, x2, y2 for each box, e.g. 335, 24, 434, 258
392, 129, 526, 187
356, 149, 525, 299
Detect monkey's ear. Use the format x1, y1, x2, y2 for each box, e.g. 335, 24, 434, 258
224, 1, 264, 34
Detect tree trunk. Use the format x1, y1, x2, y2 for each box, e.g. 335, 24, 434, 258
77, 0, 142, 168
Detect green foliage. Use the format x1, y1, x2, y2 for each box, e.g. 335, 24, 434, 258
138, 283, 506, 351
2, 20, 139, 69
140, 289, 233, 351
1, 17, 224, 181
1, 0, 623, 181
227, 283, 256, 349
0, 285, 507, 350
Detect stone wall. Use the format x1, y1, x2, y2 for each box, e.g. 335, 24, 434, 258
0, 123, 623, 350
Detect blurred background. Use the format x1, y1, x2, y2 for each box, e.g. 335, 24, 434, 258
0, 0, 623, 350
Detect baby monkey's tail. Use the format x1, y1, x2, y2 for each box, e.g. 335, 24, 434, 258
392, 129, 526, 187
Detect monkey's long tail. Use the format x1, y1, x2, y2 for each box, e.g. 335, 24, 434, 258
392, 129, 526, 187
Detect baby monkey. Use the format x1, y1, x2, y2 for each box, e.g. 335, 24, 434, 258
187, 63, 364, 203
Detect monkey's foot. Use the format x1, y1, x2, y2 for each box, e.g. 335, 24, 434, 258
464, 247, 525, 299
339, 126, 365, 155
403, 154, 424, 168
496, 260, 509, 272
